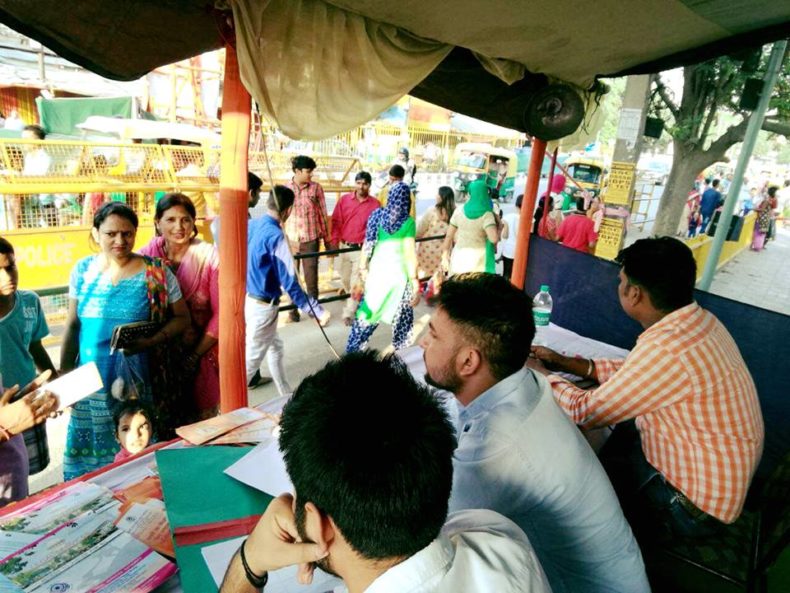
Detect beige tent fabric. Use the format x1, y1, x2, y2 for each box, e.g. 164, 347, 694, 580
230, 0, 453, 140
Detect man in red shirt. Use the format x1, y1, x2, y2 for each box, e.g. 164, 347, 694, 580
331, 171, 379, 324
285, 155, 330, 322
557, 198, 598, 253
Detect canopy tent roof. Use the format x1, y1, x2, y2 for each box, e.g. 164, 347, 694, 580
0, 0, 787, 134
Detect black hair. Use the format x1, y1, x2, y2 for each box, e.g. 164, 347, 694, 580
22, 124, 45, 139
0, 236, 13, 256
279, 351, 456, 560
430, 273, 535, 380
615, 237, 696, 312
767, 186, 777, 198
437, 186, 455, 221
355, 171, 372, 185
533, 195, 554, 234
248, 171, 263, 193
575, 196, 587, 211
154, 193, 198, 238
291, 155, 317, 171
112, 399, 155, 437
267, 184, 295, 214
389, 164, 405, 179
704, 177, 712, 184
515, 194, 524, 209
93, 202, 138, 230
711, 178, 720, 188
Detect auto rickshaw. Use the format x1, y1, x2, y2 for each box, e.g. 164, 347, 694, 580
452, 142, 517, 202
564, 155, 606, 198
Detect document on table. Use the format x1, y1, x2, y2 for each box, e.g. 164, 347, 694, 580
207, 416, 278, 446
176, 408, 266, 445
0, 530, 38, 560
224, 438, 293, 497
114, 499, 175, 557
201, 537, 343, 593
35, 362, 103, 411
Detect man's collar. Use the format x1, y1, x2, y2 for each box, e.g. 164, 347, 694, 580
458, 368, 531, 417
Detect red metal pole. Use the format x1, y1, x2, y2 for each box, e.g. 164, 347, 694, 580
539, 147, 558, 236
511, 138, 547, 290
218, 42, 251, 412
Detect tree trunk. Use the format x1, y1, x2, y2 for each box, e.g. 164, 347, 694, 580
652, 146, 703, 236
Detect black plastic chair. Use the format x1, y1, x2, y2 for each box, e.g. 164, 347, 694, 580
646, 453, 790, 593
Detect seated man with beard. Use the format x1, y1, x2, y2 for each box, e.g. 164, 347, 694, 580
221, 351, 550, 593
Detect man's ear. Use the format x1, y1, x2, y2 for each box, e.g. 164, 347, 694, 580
304, 502, 335, 550
457, 347, 483, 378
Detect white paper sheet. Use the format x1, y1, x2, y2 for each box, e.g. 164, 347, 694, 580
223, 439, 293, 497
36, 362, 103, 410
201, 537, 342, 593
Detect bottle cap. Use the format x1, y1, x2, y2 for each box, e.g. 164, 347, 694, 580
540, 284, 549, 292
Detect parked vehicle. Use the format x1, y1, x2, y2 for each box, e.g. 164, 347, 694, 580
565, 155, 606, 198
452, 143, 517, 202
638, 157, 671, 185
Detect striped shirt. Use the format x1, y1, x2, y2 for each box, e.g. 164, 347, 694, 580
548, 303, 764, 523
285, 180, 329, 243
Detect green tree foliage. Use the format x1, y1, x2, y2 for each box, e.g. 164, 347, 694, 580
650, 44, 790, 236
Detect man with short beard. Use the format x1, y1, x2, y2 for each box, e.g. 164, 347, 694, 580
221, 351, 550, 593
420, 273, 650, 593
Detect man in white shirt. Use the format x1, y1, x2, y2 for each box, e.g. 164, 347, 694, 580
221, 351, 550, 593
420, 273, 650, 593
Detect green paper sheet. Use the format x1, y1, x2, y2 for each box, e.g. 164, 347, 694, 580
156, 447, 273, 593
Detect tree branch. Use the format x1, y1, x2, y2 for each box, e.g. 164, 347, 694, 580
704, 118, 749, 161
654, 76, 679, 119
762, 118, 790, 137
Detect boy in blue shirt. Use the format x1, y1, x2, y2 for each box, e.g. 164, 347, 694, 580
0, 237, 58, 481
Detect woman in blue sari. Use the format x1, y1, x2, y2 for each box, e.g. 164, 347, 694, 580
60, 203, 189, 479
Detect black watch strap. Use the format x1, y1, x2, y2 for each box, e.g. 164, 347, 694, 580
240, 539, 269, 589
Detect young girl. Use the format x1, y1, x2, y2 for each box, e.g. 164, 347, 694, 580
113, 400, 154, 463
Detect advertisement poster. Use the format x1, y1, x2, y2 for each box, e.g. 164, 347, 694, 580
604, 162, 636, 206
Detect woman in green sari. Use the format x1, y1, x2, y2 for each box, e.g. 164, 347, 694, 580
442, 179, 500, 274
346, 182, 420, 352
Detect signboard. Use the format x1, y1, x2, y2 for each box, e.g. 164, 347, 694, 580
594, 218, 625, 260
12, 225, 155, 291
615, 108, 642, 144
604, 161, 636, 206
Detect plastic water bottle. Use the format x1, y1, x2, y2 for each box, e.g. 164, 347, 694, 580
532, 285, 553, 346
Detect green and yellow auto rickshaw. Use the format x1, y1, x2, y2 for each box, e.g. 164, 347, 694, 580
452, 143, 517, 202
564, 155, 606, 198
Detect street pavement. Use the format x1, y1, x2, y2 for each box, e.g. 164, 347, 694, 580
28, 181, 789, 495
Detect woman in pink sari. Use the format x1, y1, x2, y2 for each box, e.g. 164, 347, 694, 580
140, 193, 220, 419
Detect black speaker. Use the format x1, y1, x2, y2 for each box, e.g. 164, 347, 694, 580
643, 117, 664, 139
740, 78, 763, 111
523, 84, 585, 141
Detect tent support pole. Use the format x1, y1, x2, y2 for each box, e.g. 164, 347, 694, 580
511, 138, 547, 290
218, 41, 251, 412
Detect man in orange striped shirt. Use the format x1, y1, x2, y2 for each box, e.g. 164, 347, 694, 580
529, 237, 764, 540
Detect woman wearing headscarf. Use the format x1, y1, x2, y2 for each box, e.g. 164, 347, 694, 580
441, 178, 500, 274
346, 182, 419, 352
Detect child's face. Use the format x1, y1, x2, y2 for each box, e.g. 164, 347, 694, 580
0, 253, 18, 297
117, 411, 152, 455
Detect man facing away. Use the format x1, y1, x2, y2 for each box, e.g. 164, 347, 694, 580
285, 155, 330, 322
245, 185, 330, 397
210, 171, 262, 248
556, 196, 597, 253
420, 272, 649, 593
531, 237, 764, 541
221, 351, 550, 593
700, 178, 723, 233
330, 171, 379, 325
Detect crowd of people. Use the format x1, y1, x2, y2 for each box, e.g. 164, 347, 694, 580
219, 240, 764, 592
0, 142, 771, 591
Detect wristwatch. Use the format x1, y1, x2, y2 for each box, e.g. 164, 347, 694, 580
240, 539, 268, 589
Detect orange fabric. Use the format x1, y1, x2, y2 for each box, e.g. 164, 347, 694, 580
549, 304, 764, 523
218, 42, 251, 412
